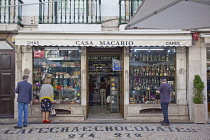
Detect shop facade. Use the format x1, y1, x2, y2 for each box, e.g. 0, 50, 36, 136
13, 31, 197, 122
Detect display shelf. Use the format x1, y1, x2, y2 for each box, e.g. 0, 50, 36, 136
46, 58, 81, 61
132, 76, 175, 78
133, 60, 175, 64
110, 76, 119, 113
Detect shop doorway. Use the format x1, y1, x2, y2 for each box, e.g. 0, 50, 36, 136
0, 50, 15, 117
87, 47, 124, 120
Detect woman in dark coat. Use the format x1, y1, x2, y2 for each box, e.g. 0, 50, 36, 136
89, 78, 94, 106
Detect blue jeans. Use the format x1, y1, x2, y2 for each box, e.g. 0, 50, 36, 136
18, 102, 28, 127
161, 102, 170, 124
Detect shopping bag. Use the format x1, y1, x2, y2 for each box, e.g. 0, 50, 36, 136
51, 105, 56, 116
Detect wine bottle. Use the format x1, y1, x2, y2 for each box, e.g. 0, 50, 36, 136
154, 55, 157, 61
162, 56, 165, 61
164, 70, 167, 76
160, 66, 163, 76
158, 55, 161, 61
139, 54, 142, 61
146, 54, 149, 61
143, 54, 145, 61
166, 55, 169, 61
156, 65, 159, 76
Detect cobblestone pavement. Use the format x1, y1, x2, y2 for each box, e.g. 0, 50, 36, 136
0, 122, 210, 140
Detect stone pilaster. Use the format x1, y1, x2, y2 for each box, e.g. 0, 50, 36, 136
21, 46, 33, 84
14, 45, 22, 119
176, 47, 187, 105
201, 42, 208, 122
81, 47, 87, 118
187, 38, 207, 122
124, 47, 130, 118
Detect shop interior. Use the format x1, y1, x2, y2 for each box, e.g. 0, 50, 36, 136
87, 47, 123, 119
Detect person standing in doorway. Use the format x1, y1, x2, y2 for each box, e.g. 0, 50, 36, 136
89, 78, 94, 106
99, 76, 107, 106
106, 77, 111, 110
14, 75, 32, 129
158, 77, 172, 126
40, 77, 54, 123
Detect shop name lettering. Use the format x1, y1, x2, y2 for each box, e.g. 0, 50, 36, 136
4, 126, 199, 135
27, 41, 39, 45
166, 42, 180, 45
76, 41, 134, 46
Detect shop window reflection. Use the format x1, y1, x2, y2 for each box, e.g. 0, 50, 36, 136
33, 47, 81, 104
129, 47, 176, 104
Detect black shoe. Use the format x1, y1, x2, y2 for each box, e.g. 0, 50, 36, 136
23, 125, 27, 127
160, 121, 165, 124
14, 126, 22, 129
161, 122, 170, 126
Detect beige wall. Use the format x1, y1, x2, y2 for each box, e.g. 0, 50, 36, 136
187, 38, 208, 122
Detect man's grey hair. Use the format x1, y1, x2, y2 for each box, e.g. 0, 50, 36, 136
22, 75, 29, 80
160, 77, 167, 82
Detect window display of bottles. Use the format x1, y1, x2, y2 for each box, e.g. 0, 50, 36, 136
129, 47, 176, 104
33, 47, 81, 104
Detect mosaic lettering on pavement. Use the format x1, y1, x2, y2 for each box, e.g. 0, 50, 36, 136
1, 124, 209, 140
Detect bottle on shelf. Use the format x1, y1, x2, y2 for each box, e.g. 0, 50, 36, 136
158, 55, 161, 61
166, 55, 169, 61
150, 54, 153, 61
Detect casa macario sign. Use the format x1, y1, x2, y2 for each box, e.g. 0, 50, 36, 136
20, 40, 186, 47
19, 40, 188, 47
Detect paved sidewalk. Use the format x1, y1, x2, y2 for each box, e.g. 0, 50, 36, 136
0, 122, 210, 140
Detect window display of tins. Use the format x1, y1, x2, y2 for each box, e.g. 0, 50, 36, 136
33, 47, 81, 104
129, 47, 176, 104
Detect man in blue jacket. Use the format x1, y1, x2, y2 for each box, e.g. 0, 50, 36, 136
158, 77, 172, 126
14, 75, 32, 129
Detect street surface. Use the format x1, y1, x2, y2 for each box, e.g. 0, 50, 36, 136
0, 122, 210, 140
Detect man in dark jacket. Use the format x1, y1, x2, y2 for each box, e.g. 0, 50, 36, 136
14, 75, 32, 129
158, 77, 172, 126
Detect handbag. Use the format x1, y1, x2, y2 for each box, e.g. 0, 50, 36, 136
51, 104, 56, 116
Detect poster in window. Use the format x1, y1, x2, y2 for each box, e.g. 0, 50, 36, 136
34, 50, 45, 58
112, 59, 122, 71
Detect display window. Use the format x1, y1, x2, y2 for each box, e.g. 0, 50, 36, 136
33, 47, 81, 104
129, 47, 176, 104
